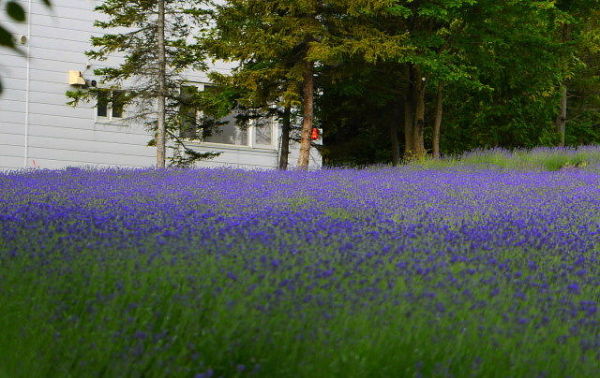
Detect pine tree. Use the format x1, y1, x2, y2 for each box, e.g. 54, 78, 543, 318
201, 56, 301, 170
67, 0, 215, 168
204, 0, 411, 169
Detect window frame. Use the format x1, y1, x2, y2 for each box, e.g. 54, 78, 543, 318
178, 82, 278, 151
95, 89, 126, 122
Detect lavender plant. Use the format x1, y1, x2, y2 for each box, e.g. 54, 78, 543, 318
0, 166, 598, 377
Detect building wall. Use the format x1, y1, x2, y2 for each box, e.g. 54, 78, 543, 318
0, 0, 322, 170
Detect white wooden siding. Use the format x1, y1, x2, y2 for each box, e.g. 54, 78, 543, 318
0, 0, 322, 170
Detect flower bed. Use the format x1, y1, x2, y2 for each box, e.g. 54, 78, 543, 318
0, 167, 598, 376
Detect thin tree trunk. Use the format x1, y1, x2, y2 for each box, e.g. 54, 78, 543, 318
555, 23, 571, 148
412, 66, 426, 159
156, 0, 167, 168
433, 85, 443, 159
390, 114, 401, 166
278, 105, 292, 170
404, 99, 415, 159
555, 84, 567, 147
403, 65, 415, 160
297, 60, 314, 169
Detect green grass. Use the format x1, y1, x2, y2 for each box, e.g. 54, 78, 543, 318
410, 146, 600, 171
0, 249, 596, 377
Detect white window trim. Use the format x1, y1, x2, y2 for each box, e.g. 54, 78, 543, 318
95, 89, 125, 124
179, 82, 279, 151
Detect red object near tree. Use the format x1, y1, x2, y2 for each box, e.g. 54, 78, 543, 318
311, 128, 320, 140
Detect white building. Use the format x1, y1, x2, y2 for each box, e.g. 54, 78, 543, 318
0, 0, 322, 170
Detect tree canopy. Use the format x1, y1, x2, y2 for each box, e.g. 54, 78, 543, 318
199, 0, 600, 166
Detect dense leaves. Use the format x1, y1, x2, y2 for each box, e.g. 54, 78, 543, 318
198, 1, 600, 165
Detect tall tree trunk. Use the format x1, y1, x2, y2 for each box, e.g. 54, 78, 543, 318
403, 65, 415, 160
389, 96, 402, 166
433, 85, 444, 159
156, 0, 167, 168
278, 105, 292, 170
297, 60, 314, 169
555, 84, 567, 147
390, 115, 401, 166
412, 66, 426, 159
555, 23, 571, 148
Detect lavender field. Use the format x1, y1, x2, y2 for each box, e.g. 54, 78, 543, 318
0, 167, 598, 377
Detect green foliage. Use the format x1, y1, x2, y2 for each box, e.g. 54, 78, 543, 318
410, 146, 600, 171
320, 0, 600, 165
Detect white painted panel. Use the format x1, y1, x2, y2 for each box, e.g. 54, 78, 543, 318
30, 3, 94, 20
28, 101, 92, 118
0, 99, 26, 113
27, 12, 93, 32
29, 124, 150, 143
3, 48, 112, 68
28, 90, 78, 106
237, 151, 278, 166
25, 113, 146, 133
29, 147, 155, 166
0, 144, 25, 158
0, 133, 24, 146
26, 112, 92, 129
29, 35, 92, 55
0, 78, 27, 92
0, 111, 26, 125
28, 135, 155, 157
93, 122, 150, 135
0, 122, 25, 135
31, 48, 90, 66
2, 54, 32, 70
0, 155, 24, 169
27, 159, 146, 170
29, 57, 88, 75
0, 88, 26, 102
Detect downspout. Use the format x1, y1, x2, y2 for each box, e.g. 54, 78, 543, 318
24, 0, 33, 168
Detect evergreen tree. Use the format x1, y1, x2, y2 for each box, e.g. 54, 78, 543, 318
204, 0, 410, 169
67, 0, 216, 167
202, 56, 300, 170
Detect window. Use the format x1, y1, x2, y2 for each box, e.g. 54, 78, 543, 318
254, 118, 274, 146
179, 84, 249, 146
180, 85, 199, 139
178, 84, 275, 149
111, 91, 125, 118
97, 91, 108, 117
203, 112, 249, 146
97, 90, 125, 120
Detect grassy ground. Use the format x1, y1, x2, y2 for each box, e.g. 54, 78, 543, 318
410, 146, 600, 171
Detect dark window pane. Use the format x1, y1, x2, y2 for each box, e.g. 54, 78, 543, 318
204, 113, 248, 146
112, 90, 125, 118
97, 91, 108, 117
255, 119, 273, 145
180, 86, 198, 139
